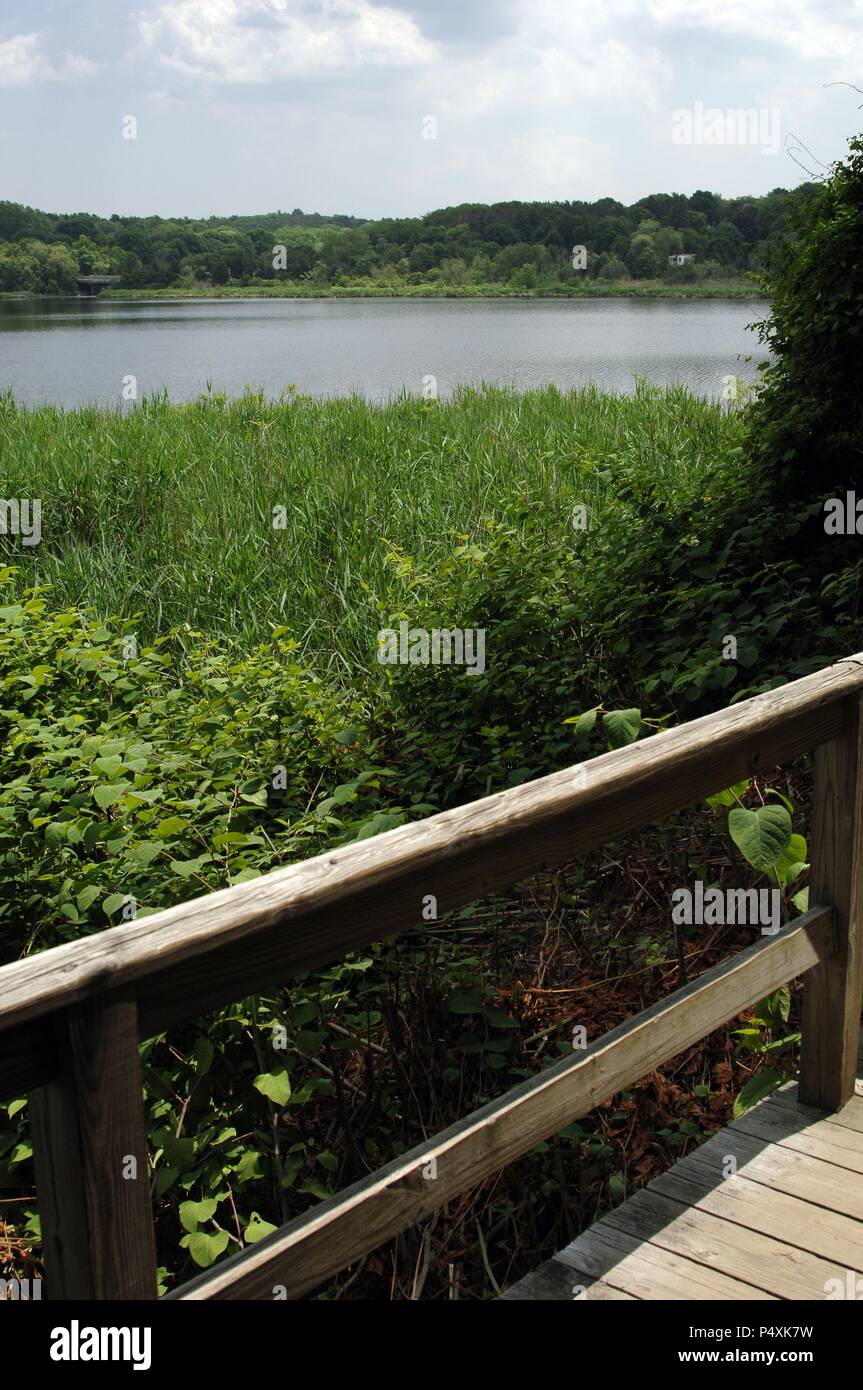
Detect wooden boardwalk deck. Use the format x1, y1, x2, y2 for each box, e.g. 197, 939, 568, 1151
503, 1054, 863, 1301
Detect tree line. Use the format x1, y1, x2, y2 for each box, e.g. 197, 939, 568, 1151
0, 186, 815, 294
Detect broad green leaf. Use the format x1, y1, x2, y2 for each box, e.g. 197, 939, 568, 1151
179, 1198, 217, 1234
170, 854, 213, 878
608, 1172, 627, 1204
447, 990, 483, 1015
254, 1069, 292, 1105
602, 708, 641, 749
756, 986, 790, 1026
563, 707, 598, 746
769, 833, 808, 886
155, 1165, 178, 1198
182, 1230, 229, 1268
153, 816, 188, 837
94, 783, 128, 809
161, 1135, 196, 1171
235, 1150, 263, 1182
485, 1007, 519, 1030
244, 1212, 278, 1244
298, 1178, 331, 1200
93, 754, 124, 776
732, 1067, 785, 1118
76, 884, 101, 912
128, 840, 165, 868
728, 805, 792, 873
705, 779, 749, 809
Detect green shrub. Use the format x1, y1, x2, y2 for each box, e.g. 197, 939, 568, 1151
0, 569, 408, 957
749, 131, 863, 497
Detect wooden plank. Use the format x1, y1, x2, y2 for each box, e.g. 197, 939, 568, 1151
500, 1258, 637, 1300
766, 1083, 863, 1135
651, 1159, 863, 1271
30, 993, 157, 1299
732, 1092, 863, 1174
602, 1186, 848, 1299
1, 656, 860, 1069
669, 1127, 863, 1222
554, 1221, 776, 1300
169, 910, 831, 1300
799, 693, 863, 1110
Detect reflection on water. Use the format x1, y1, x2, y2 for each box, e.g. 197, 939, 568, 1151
0, 295, 769, 407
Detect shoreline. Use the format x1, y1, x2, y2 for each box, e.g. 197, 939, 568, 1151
0, 282, 766, 303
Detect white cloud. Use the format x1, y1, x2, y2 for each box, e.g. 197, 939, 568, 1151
134, 0, 437, 82
0, 32, 100, 87
472, 128, 612, 202
425, 0, 672, 129
646, 0, 863, 65
9, 0, 859, 215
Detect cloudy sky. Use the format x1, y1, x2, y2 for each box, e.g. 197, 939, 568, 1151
1, 0, 861, 219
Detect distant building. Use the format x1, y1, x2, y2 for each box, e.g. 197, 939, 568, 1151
668, 253, 696, 266
76, 274, 122, 297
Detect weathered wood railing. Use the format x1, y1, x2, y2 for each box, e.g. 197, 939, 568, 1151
2, 656, 862, 1299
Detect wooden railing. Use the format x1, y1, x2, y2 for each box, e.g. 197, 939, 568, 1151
2, 656, 863, 1300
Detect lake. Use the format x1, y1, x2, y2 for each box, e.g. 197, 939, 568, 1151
0, 296, 768, 408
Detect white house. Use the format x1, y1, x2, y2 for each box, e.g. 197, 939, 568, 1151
668, 253, 696, 266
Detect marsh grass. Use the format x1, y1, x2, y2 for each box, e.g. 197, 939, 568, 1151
0, 383, 745, 678
99, 280, 762, 300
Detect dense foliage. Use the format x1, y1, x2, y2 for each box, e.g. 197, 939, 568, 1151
0, 184, 814, 293
749, 134, 863, 496
0, 579, 405, 959
1, 374, 861, 1293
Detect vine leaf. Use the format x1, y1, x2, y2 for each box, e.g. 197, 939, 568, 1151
728, 805, 792, 874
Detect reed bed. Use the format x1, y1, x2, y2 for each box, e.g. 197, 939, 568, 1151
0, 383, 745, 678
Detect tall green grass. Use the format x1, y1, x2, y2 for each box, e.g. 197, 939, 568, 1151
0, 384, 744, 678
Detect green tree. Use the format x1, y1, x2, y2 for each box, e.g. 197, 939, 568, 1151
627, 236, 661, 279
73, 235, 110, 274
30, 242, 78, 293
408, 241, 437, 273
707, 220, 745, 268
0, 246, 34, 291
748, 132, 863, 497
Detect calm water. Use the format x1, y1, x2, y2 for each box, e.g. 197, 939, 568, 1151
0, 296, 768, 407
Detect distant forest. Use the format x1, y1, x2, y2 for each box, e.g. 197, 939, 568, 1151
0, 185, 815, 293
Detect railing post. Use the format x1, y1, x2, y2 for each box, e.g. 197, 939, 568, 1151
29, 991, 157, 1299
799, 692, 863, 1110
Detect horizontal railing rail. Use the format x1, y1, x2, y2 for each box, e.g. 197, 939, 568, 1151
2, 654, 862, 1299
171, 906, 833, 1301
